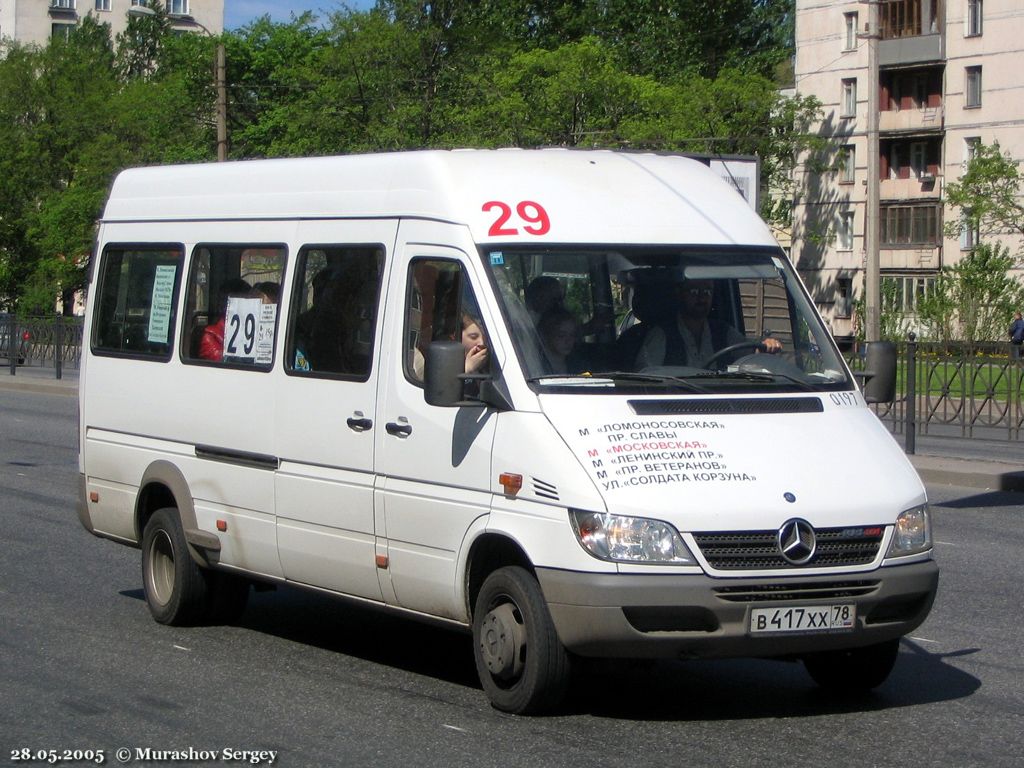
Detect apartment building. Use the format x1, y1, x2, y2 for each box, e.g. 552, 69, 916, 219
793, 0, 1024, 344
0, 1, 223, 46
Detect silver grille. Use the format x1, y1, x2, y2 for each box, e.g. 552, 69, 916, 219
693, 526, 883, 570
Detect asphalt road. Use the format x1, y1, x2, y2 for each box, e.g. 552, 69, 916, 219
2, 388, 1023, 768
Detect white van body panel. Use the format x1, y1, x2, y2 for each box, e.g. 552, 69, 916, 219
540, 393, 925, 531
371, 220, 500, 620
272, 219, 397, 601
102, 150, 774, 248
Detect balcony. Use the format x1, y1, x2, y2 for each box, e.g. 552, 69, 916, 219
880, 176, 941, 201
879, 106, 943, 133
878, 0, 943, 65
880, 247, 940, 270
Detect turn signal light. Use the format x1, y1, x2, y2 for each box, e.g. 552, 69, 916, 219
216, 520, 228, 532
499, 473, 523, 496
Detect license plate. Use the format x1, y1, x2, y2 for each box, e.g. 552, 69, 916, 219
750, 604, 856, 634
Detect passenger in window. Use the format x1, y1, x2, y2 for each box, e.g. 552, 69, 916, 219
525, 276, 564, 323
633, 279, 782, 369
254, 281, 279, 305
198, 278, 253, 362
538, 308, 581, 375
461, 314, 489, 374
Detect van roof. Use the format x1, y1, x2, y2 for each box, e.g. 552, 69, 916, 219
102, 149, 776, 247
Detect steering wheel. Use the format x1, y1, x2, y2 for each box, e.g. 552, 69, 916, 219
700, 341, 766, 369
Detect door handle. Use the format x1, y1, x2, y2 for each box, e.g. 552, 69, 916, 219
385, 421, 412, 437
347, 417, 373, 432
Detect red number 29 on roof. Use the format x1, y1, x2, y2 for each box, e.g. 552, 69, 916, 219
482, 200, 551, 237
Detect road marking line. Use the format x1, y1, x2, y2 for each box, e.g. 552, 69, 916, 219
934, 541, 956, 546
173, 644, 191, 651
909, 636, 937, 644
442, 725, 467, 733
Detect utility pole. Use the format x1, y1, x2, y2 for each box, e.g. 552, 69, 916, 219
864, 0, 881, 341
216, 42, 227, 162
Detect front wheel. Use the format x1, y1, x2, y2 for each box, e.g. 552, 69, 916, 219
472, 566, 570, 714
803, 638, 900, 692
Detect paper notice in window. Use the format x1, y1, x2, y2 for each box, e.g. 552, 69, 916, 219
256, 303, 276, 365
147, 265, 177, 344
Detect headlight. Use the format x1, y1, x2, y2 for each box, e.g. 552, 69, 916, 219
886, 504, 932, 557
570, 510, 696, 564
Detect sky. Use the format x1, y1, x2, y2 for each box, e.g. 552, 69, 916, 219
224, 0, 371, 30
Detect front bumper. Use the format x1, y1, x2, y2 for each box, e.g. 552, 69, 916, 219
537, 560, 938, 659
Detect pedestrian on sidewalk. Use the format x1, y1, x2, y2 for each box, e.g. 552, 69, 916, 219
1010, 311, 1024, 359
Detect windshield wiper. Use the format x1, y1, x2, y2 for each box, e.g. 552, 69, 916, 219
689, 370, 817, 391
578, 371, 714, 394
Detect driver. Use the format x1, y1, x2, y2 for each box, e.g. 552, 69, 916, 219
633, 279, 782, 369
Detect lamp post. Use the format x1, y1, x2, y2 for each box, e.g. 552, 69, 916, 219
127, 5, 228, 162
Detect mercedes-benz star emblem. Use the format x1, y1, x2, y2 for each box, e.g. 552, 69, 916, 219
777, 518, 816, 565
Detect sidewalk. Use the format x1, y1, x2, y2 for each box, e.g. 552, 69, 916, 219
2, 366, 1021, 491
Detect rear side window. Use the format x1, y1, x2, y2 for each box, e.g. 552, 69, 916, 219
286, 245, 384, 380
183, 245, 287, 368
92, 246, 184, 359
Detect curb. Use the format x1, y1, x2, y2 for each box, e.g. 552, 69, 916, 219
909, 455, 1024, 492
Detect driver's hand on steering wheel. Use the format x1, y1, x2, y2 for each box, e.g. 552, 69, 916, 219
762, 337, 783, 354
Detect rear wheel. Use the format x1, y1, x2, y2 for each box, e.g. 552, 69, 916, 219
472, 566, 570, 714
803, 638, 900, 692
141, 507, 208, 625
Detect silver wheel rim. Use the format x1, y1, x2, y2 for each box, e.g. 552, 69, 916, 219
147, 529, 175, 606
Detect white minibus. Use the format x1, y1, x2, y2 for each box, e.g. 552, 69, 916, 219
78, 149, 937, 714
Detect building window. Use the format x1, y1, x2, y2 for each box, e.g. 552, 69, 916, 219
835, 277, 853, 319
910, 142, 928, 179
965, 66, 982, 108
883, 276, 936, 314
166, 0, 189, 15
966, 0, 983, 37
837, 211, 855, 250
841, 79, 857, 118
50, 0, 76, 9
960, 219, 980, 250
51, 23, 75, 39
840, 144, 856, 184
964, 136, 981, 164
95, 0, 111, 10
881, 205, 940, 246
844, 12, 859, 50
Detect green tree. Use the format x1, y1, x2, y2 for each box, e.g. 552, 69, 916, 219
917, 243, 1024, 344
944, 142, 1024, 258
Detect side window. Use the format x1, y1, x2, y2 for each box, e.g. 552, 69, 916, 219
404, 258, 488, 384
286, 245, 384, 379
183, 245, 286, 367
93, 246, 184, 360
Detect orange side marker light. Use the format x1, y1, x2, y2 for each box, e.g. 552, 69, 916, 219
499, 472, 523, 497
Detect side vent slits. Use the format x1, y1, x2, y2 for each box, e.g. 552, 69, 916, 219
532, 478, 560, 501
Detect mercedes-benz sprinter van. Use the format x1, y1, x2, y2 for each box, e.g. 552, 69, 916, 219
78, 150, 937, 713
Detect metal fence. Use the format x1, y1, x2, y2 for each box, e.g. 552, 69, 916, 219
850, 339, 1024, 444
2, 315, 84, 370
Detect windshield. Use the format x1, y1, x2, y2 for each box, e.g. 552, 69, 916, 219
482, 246, 853, 394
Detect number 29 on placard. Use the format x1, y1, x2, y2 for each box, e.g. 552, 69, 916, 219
482, 200, 551, 237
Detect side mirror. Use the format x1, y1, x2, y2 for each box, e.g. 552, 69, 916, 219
424, 341, 467, 407
859, 341, 897, 403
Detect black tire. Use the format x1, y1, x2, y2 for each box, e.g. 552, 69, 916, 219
803, 638, 900, 692
472, 566, 571, 714
141, 507, 209, 625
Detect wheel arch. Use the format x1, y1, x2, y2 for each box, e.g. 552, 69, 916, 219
464, 532, 534, 620
136, 460, 203, 564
